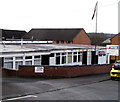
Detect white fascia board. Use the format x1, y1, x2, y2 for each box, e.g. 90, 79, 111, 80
24, 52, 50, 56
1, 41, 53, 44
1, 51, 51, 57
51, 50, 65, 53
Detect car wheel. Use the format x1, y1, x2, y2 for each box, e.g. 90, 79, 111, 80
111, 77, 115, 80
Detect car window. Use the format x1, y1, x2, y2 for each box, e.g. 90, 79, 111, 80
114, 63, 120, 69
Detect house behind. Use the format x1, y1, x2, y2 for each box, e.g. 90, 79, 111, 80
23, 28, 91, 45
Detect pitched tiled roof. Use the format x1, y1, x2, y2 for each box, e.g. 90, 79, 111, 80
1, 29, 27, 40
88, 33, 115, 46
23, 28, 84, 41
111, 33, 120, 39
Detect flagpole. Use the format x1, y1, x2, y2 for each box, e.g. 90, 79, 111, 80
95, 1, 98, 33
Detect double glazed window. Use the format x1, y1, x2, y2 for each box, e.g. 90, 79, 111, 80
68, 52, 72, 63
73, 52, 77, 62
78, 52, 82, 62
56, 53, 60, 64
55, 51, 83, 65
61, 53, 66, 64
34, 55, 41, 65
15, 57, 23, 69
4, 55, 41, 69
25, 56, 32, 65
4, 57, 13, 68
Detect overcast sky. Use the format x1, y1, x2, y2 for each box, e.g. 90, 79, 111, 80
0, 0, 119, 34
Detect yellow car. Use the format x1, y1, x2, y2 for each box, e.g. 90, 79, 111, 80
110, 60, 120, 80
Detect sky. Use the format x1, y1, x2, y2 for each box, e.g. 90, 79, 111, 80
0, 0, 119, 34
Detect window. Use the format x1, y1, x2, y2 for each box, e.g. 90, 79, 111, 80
56, 41, 59, 44
56, 53, 60, 64
4, 57, 13, 62
68, 52, 72, 63
74, 52, 77, 55
34, 60, 41, 65
62, 53, 65, 55
25, 56, 32, 65
73, 52, 77, 62
35, 56, 40, 59
56, 53, 60, 56
25, 61, 32, 65
78, 52, 82, 62
67, 41, 71, 44
34, 55, 41, 65
15, 61, 23, 69
16, 57, 23, 61
55, 53, 67, 65
73, 56, 77, 62
14, 57, 23, 69
25, 56, 32, 59
4, 57, 13, 69
61, 41, 64, 44
4, 62, 13, 68
61, 53, 66, 64
50, 53, 54, 57
62, 56, 66, 64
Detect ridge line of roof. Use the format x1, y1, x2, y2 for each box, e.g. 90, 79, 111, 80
30, 28, 84, 30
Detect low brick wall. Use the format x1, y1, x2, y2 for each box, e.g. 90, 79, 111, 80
18, 64, 112, 78
1, 67, 17, 77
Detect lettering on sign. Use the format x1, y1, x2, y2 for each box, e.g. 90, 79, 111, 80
106, 45, 119, 56
35, 67, 44, 73
99, 51, 106, 56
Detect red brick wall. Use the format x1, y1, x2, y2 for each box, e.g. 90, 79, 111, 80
52, 30, 91, 45
73, 30, 91, 45
111, 33, 120, 60
111, 34, 120, 45
1, 67, 17, 77
18, 65, 111, 78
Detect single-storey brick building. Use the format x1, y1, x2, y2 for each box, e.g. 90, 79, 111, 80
0, 44, 107, 70
1, 43, 111, 77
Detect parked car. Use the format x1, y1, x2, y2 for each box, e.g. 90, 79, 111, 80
110, 60, 120, 80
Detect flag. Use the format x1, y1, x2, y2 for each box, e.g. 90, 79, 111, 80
92, 1, 98, 20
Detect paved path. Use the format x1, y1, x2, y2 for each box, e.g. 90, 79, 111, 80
1, 74, 118, 101
24, 80, 118, 100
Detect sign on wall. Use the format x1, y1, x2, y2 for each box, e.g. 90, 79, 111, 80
106, 45, 119, 56
98, 50, 106, 56
35, 67, 44, 73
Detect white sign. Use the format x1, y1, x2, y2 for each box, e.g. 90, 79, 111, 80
106, 45, 119, 56
35, 67, 44, 73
